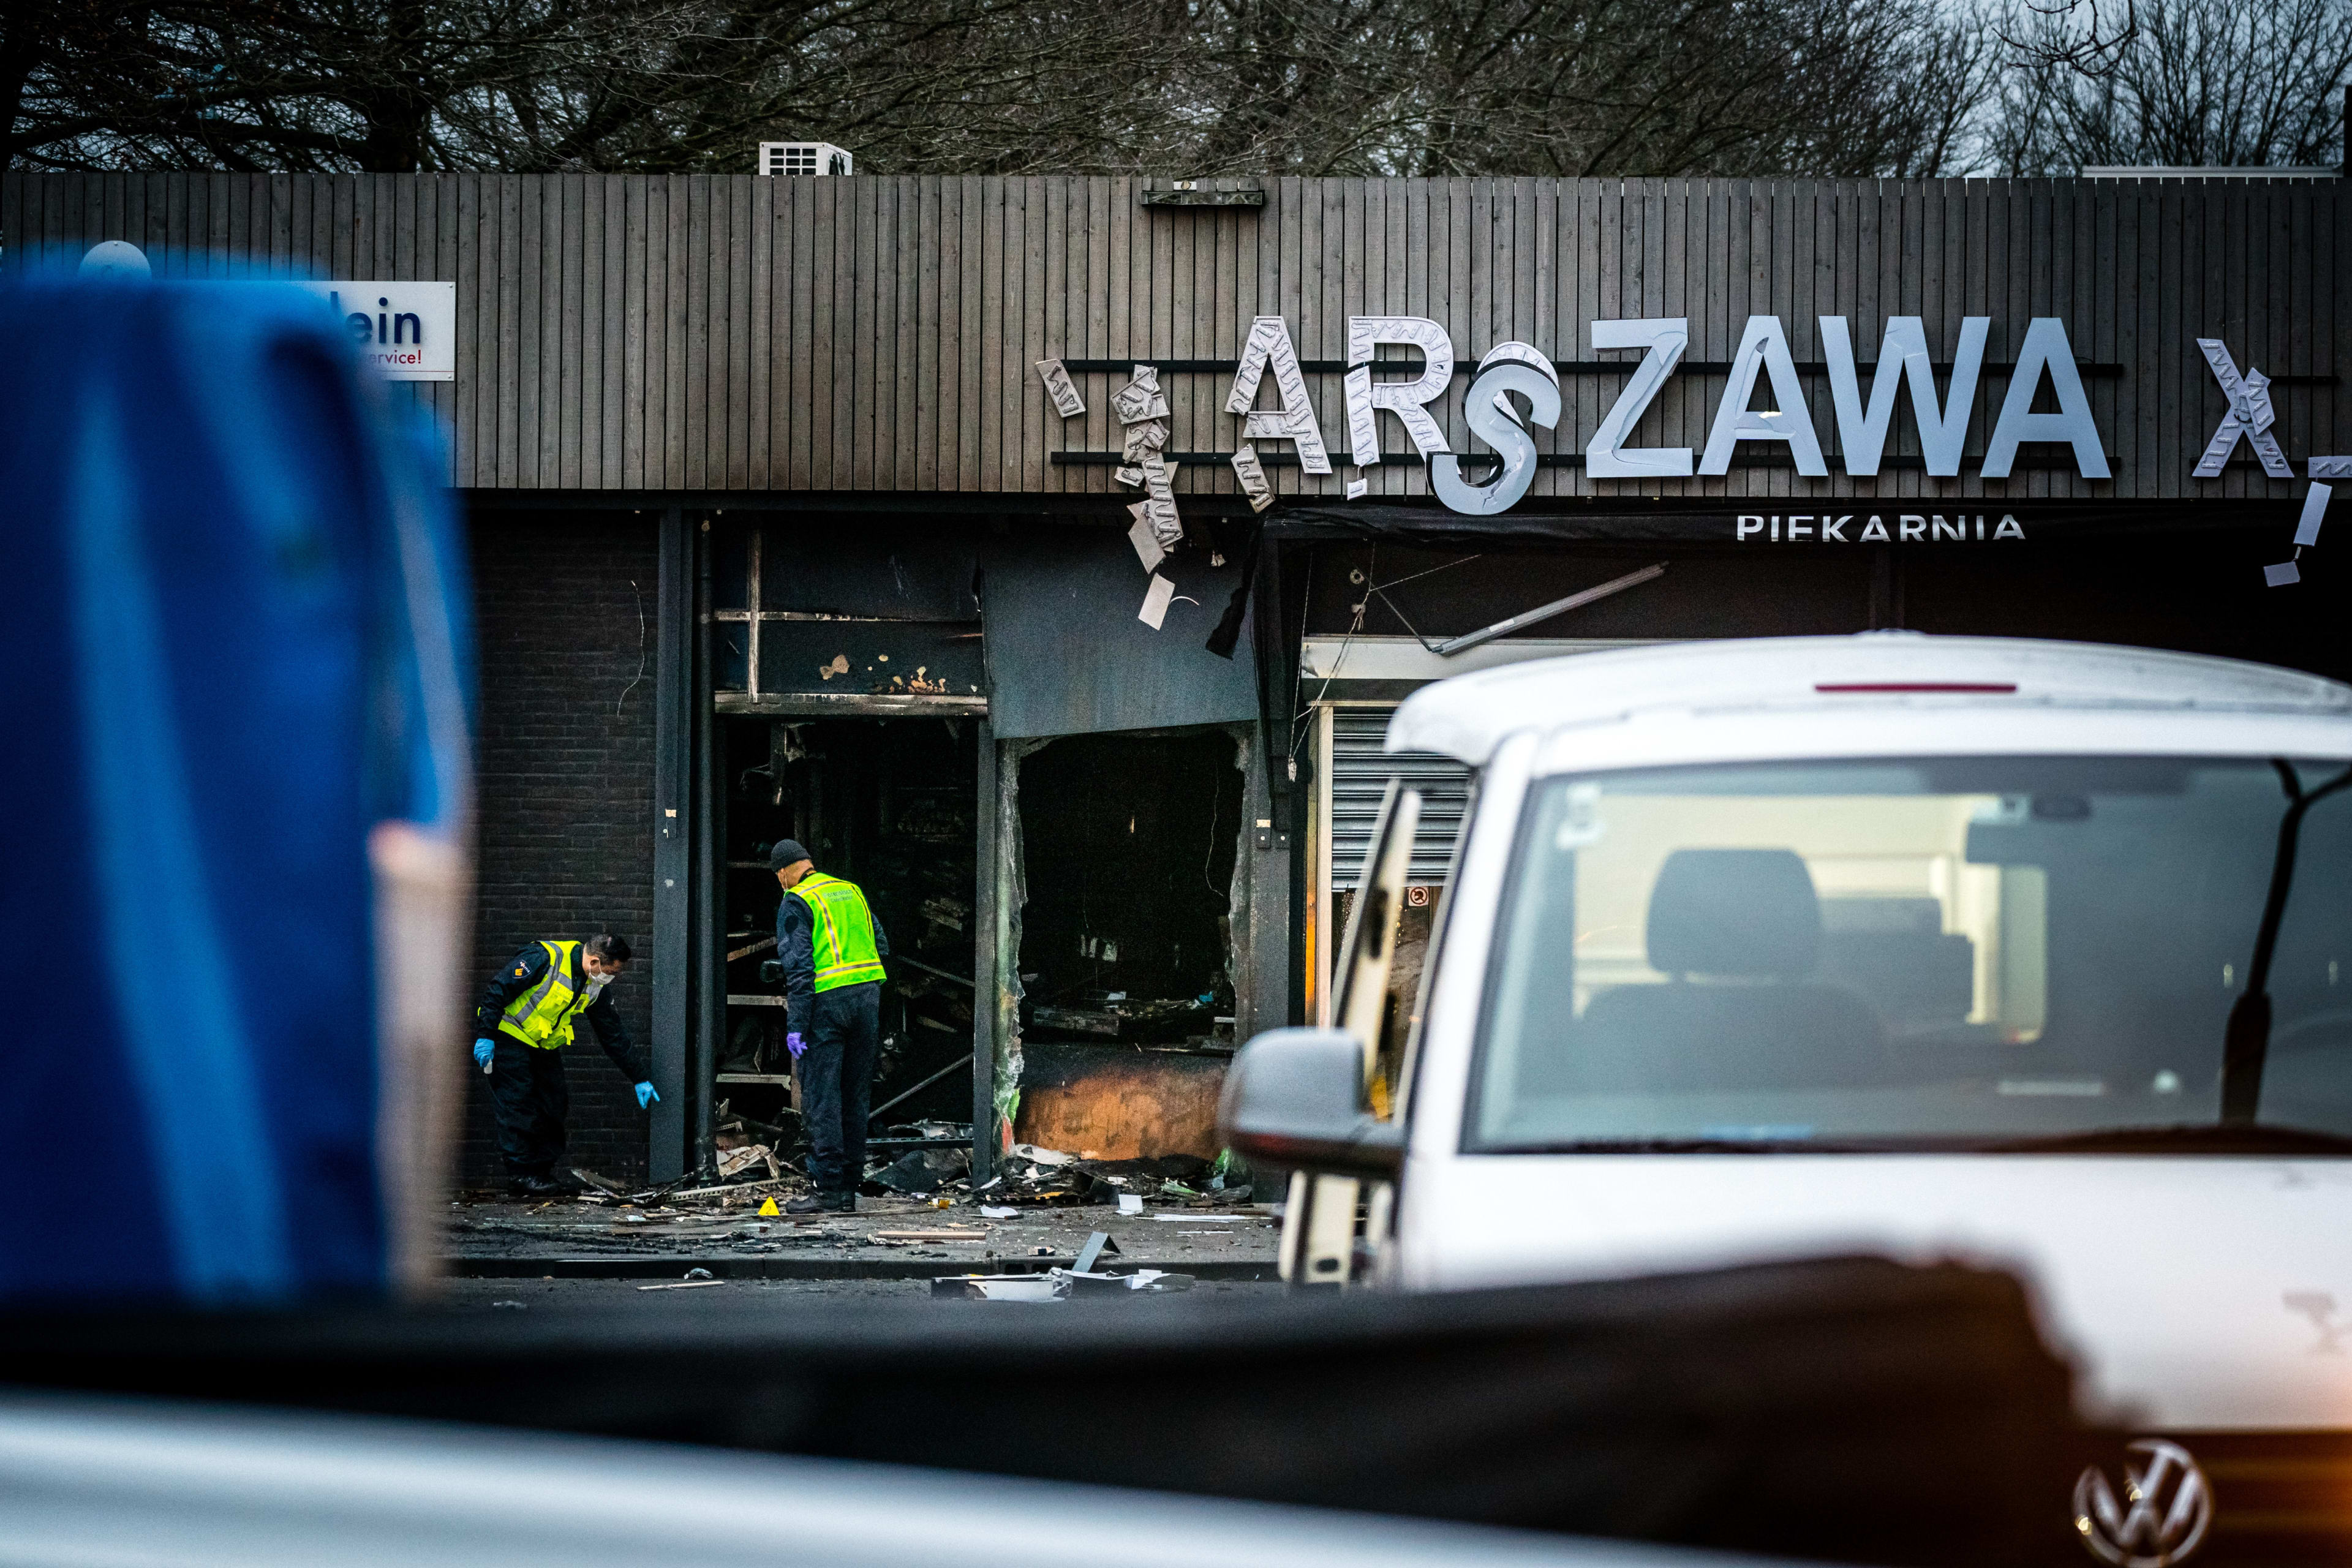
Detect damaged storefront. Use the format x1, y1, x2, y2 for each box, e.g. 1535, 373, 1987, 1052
704, 514, 1276, 1197
14, 170, 2341, 1191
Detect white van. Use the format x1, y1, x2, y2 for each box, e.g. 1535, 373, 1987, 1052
1223, 633, 2352, 1564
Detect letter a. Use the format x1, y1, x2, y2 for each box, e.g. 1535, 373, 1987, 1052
1701, 316, 1826, 476
1226, 316, 1332, 474
1982, 319, 2110, 479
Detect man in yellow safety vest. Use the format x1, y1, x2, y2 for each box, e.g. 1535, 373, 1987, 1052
472, 932, 657, 1197
769, 839, 889, 1214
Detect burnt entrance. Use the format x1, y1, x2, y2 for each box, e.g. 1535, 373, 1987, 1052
1012, 729, 1246, 1161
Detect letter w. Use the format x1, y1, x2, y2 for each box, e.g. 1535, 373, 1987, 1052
1820, 316, 1988, 477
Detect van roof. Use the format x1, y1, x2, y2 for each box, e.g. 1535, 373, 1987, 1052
1387, 634, 2352, 766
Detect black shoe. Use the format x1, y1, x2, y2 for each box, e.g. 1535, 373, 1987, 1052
784, 1192, 854, 1215
507, 1173, 568, 1198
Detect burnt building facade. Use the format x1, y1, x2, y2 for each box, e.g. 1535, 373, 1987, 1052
11, 170, 2346, 1182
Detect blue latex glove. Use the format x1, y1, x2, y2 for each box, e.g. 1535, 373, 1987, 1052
635, 1081, 660, 1110
786, 1031, 806, 1062
473, 1038, 496, 1073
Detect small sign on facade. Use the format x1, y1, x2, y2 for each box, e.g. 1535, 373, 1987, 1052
297, 281, 456, 381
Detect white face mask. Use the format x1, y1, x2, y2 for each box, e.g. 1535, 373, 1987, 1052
584, 967, 615, 999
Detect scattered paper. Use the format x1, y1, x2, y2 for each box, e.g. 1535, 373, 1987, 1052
1138, 575, 1175, 630
1230, 443, 1273, 512
1154, 1213, 1247, 1222
1117, 1192, 1147, 1215
1035, 358, 1085, 418
980, 1205, 1020, 1218
1128, 507, 1166, 572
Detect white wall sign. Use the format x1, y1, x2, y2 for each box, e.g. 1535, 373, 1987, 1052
298, 281, 456, 381
1236, 312, 2114, 517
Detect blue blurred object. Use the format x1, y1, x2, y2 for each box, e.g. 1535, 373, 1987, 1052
786, 1032, 807, 1062
0, 278, 473, 1306
635, 1082, 659, 1110
475, 1039, 497, 1072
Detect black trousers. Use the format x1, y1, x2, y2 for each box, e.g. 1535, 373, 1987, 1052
798, 982, 880, 1194
489, 1034, 568, 1177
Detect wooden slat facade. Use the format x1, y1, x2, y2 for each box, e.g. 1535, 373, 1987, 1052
6, 172, 2343, 503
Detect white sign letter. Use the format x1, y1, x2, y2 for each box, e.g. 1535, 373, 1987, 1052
1586, 318, 1691, 479
1344, 317, 1454, 466
1981, 318, 2110, 479
1431, 361, 1558, 516
1701, 315, 1826, 477
2190, 339, 2294, 479
1225, 316, 1332, 475
1821, 316, 1988, 477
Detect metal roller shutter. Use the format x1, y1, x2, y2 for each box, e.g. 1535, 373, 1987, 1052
1329, 706, 1473, 889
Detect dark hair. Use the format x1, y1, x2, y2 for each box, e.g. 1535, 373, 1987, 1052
586, 933, 632, 965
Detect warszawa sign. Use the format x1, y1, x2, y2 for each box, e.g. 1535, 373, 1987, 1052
1207, 311, 2108, 517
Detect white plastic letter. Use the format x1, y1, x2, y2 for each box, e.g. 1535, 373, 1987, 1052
1343, 317, 1453, 465
1701, 315, 1826, 477
1226, 316, 1331, 475
1736, 515, 1765, 540
1820, 316, 1989, 477
1431, 363, 1558, 516
1981, 319, 2110, 479
1586, 318, 1691, 478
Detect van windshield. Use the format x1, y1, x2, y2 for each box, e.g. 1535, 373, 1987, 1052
1469, 756, 2352, 1152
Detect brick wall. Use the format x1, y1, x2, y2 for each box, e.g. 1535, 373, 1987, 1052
461, 509, 659, 1185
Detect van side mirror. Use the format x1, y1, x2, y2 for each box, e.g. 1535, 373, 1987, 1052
1218, 1028, 1404, 1181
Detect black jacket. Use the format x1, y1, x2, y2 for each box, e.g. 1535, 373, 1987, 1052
474, 941, 649, 1082
775, 879, 890, 1020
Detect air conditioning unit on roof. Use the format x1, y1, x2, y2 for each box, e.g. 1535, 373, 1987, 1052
758, 142, 852, 177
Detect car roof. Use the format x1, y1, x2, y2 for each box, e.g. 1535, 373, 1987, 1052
1387, 633, 2352, 766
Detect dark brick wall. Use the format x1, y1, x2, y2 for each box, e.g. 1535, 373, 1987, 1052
461, 509, 660, 1185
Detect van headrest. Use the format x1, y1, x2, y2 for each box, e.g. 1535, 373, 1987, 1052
1646, 848, 1822, 979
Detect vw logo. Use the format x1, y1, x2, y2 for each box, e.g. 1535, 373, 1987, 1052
2075, 1438, 2214, 1568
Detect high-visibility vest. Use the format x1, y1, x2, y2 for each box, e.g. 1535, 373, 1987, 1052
793, 872, 886, 992
498, 940, 592, 1050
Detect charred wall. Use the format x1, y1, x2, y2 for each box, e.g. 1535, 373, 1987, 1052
461, 509, 660, 1185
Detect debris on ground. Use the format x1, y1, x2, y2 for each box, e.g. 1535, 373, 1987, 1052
930, 1264, 1193, 1301
1058, 1267, 1194, 1295
717, 1144, 781, 1182
931, 1274, 1061, 1302
976, 1147, 1252, 1209
869, 1143, 970, 1196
